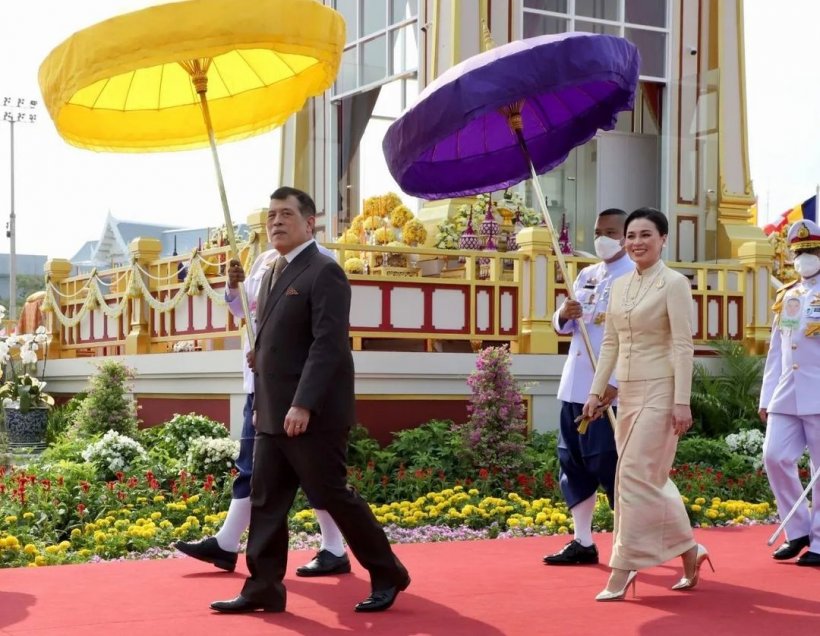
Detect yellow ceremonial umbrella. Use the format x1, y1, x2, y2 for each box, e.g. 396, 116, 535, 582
38, 0, 345, 346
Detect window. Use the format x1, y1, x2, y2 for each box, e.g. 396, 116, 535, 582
332, 0, 419, 97
522, 0, 669, 82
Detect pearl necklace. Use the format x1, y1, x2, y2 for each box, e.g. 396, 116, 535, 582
620, 267, 663, 312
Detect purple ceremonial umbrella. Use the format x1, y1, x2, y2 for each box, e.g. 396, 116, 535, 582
383, 32, 640, 431
383, 32, 639, 199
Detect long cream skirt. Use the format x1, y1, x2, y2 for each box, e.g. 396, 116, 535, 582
610, 377, 696, 570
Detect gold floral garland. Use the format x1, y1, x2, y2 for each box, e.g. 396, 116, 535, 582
40, 244, 258, 329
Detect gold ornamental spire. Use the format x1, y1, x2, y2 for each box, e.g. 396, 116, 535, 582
481, 19, 495, 52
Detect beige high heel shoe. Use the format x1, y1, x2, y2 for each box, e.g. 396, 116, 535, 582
671, 544, 714, 590
595, 570, 638, 601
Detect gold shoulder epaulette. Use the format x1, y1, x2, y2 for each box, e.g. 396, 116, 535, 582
772, 279, 799, 314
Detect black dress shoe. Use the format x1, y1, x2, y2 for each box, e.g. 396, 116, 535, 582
175, 537, 238, 572
210, 595, 284, 613
543, 540, 599, 565
354, 574, 411, 613
772, 535, 810, 560
796, 550, 820, 566
295, 549, 352, 577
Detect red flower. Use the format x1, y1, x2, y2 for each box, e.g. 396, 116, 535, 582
80, 481, 91, 493
478, 468, 489, 480
77, 503, 86, 515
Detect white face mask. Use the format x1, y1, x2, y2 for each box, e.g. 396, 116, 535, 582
594, 235, 623, 261
793, 253, 820, 278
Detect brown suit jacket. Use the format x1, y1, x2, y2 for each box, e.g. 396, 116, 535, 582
252, 243, 355, 435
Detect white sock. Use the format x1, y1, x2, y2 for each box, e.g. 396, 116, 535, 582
571, 494, 597, 547
314, 508, 345, 556
215, 497, 251, 552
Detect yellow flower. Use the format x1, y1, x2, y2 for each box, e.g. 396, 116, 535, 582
690, 504, 702, 513
363, 215, 383, 230
343, 257, 365, 274
694, 497, 706, 505
402, 219, 427, 246
4, 516, 18, 524
381, 192, 403, 216
45, 545, 59, 555
79, 549, 92, 557
34, 556, 46, 566
23, 544, 37, 555
153, 495, 166, 503
374, 226, 396, 245
58, 541, 71, 551
22, 512, 34, 520
390, 205, 413, 228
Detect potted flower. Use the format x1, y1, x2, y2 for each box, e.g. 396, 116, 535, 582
0, 306, 54, 453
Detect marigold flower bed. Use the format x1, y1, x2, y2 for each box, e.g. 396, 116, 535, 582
0, 466, 776, 569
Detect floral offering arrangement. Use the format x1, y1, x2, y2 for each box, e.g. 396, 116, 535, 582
337, 192, 428, 273
433, 190, 540, 251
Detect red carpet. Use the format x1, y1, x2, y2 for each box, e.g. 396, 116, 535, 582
1, 526, 818, 635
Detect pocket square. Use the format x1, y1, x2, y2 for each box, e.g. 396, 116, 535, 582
285, 287, 300, 296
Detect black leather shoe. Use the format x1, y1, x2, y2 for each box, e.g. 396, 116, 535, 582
175, 537, 238, 572
354, 574, 411, 613
543, 540, 599, 565
210, 595, 284, 613
295, 549, 352, 577
772, 535, 810, 560
796, 550, 820, 566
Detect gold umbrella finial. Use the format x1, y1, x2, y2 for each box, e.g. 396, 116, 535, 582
481, 20, 496, 52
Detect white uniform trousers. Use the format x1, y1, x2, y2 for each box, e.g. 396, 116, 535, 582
763, 413, 820, 552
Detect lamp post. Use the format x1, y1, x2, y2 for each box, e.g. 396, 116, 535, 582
3, 96, 38, 321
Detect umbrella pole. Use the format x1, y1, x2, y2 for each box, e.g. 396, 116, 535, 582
193, 86, 256, 349
507, 119, 615, 432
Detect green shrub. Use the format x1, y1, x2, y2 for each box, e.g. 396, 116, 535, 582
73, 361, 139, 438
691, 339, 764, 437
140, 412, 228, 461
40, 434, 97, 464
186, 436, 239, 480
347, 424, 382, 468
386, 419, 467, 476
46, 393, 87, 445
674, 436, 734, 469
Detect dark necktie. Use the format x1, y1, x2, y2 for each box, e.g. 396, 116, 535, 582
270, 256, 287, 291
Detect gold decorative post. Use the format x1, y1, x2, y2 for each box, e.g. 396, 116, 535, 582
125, 238, 162, 355
737, 239, 775, 354
43, 259, 74, 359
515, 226, 558, 354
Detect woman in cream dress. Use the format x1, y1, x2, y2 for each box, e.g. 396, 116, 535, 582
582, 208, 711, 601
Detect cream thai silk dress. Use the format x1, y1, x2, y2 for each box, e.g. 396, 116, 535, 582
589, 260, 697, 570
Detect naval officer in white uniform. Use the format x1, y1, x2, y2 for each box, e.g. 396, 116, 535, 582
760, 218, 820, 566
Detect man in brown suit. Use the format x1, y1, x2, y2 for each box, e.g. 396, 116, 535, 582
210, 187, 410, 614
